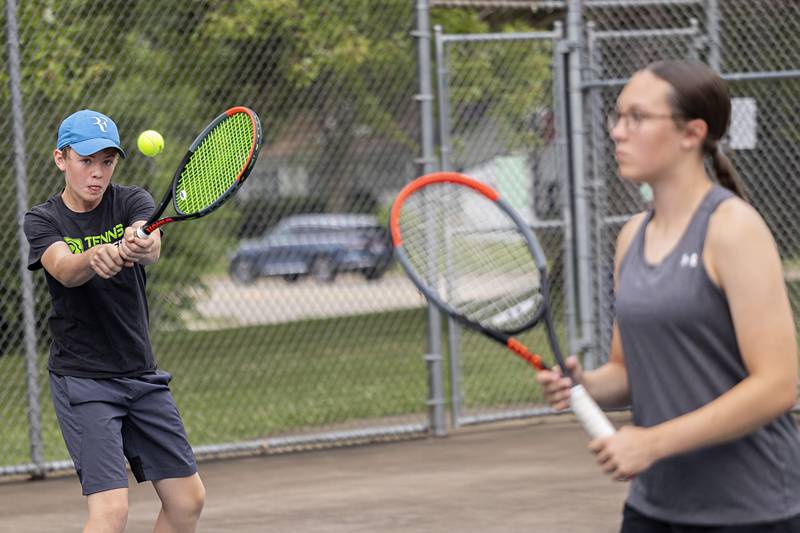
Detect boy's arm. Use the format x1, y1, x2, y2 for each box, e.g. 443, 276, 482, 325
41, 241, 127, 287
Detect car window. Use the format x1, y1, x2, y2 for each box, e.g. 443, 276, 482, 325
262, 216, 385, 240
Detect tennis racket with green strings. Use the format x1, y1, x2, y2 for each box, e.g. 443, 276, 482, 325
390, 171, 615, 439
136, 106, 262, 238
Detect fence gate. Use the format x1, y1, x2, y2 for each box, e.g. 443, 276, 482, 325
581, 0, 800, 360
433, 25, 571, 427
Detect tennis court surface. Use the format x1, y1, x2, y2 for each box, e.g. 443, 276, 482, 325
0, 418, 628, 532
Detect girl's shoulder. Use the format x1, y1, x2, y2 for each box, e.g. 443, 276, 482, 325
616, 211, 648, 262
707, 195, 771, 250
613, 211, 648, 282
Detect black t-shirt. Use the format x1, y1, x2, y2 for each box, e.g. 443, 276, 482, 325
23, 184, 157, 378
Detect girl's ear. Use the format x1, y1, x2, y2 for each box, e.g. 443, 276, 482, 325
681, 118, 709, 152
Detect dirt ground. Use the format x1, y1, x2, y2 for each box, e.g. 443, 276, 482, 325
0, 418, 629, 533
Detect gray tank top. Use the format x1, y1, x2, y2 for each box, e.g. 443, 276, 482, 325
616, 185, 800, 525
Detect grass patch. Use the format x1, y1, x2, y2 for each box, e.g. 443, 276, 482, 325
155, 309, 431, 445
1, 307, 552, 467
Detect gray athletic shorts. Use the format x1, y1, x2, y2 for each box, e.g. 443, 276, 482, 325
49, 370, 197, 496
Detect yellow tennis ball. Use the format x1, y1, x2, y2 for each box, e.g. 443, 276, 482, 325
137, 130, 164, 157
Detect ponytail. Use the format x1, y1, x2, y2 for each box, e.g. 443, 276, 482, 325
708, 143, 748, 201
646, 61, 749, 201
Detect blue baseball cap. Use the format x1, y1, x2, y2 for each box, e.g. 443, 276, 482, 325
56, 109, 126, 158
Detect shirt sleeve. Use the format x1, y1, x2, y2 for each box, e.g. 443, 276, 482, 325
23, 207, 63, 271
126, 186, 156, 226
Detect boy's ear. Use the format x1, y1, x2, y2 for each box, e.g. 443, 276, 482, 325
53, 149, 67, 171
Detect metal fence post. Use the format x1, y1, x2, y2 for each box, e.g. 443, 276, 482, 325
706, 0, 721, 70
566, 0, 597, 368
5, 0, 44, 478
585, 21, 612, 360
552, 21, 579, 358
414, 0, 447, 437
433, 25, 465, 428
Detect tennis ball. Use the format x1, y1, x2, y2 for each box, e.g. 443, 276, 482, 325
137, 130, 164, 157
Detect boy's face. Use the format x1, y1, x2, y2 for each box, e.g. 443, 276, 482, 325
54, 147, 119, 211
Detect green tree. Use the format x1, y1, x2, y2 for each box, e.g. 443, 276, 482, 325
1, 0, 552, 341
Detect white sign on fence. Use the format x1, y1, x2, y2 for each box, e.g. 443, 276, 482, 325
729, 97, 758, 150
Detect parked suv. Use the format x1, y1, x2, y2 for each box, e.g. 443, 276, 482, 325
229, 214, 393, 284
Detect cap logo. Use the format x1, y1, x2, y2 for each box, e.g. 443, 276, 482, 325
90, 116, 108, 132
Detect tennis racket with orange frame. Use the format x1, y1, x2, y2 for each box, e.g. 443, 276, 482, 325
390, 171, 615, 439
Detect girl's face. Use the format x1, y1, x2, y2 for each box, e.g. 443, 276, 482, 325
54, 148, 118, 212
609, 71, 687, 184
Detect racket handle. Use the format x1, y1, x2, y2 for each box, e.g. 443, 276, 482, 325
569, 384, 616, 439
136, 227, 149, 239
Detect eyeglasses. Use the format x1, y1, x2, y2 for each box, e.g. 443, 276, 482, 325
607, 109, 682, 133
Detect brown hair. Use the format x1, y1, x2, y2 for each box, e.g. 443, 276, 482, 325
646, 60, 748, 200
59, 146, 119, 161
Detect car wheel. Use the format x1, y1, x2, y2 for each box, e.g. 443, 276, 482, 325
310, 256, 336, 283
363, 266, 386, 280
230, 258, 257, 284
282, 274, 300, 283
364, 255, 392, 280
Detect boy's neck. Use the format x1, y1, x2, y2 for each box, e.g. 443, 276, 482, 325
61, 187, 103, 213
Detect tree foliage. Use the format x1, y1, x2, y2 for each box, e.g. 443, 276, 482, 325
1, 1, 554, 336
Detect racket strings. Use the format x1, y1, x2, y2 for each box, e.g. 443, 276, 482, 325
454, 230, 542, 330
175, 113, 254, 215
398, 182, 544, 332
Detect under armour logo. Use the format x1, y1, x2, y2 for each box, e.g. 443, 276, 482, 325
680, 252, 698, 268
90, 117, 108, 132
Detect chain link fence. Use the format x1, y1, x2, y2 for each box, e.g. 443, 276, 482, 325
1, 0, 433, 476
428, 0, 800, 424
3, 0, 800, 477
580, 0, 800, 362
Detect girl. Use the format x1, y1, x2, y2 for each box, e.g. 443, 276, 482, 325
537, 60, 800, 531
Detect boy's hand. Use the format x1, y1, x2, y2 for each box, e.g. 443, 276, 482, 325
90, 243, 128, 278
119, 226, 157, 264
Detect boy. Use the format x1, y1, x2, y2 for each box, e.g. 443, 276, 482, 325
23, 109, 205, 532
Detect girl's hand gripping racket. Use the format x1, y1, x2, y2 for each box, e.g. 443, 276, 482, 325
137, 106, 262, 238
390, 172, 615, 439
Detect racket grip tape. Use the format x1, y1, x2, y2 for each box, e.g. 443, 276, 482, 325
507, 338, 546, 370
569, 384, 616, 439
136, 227, 149, 239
